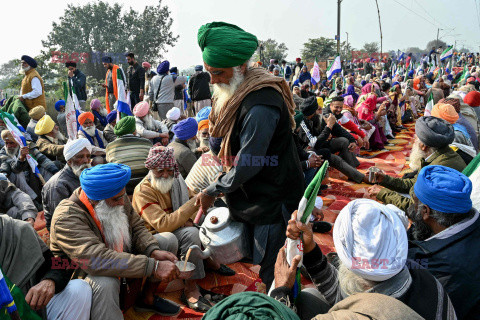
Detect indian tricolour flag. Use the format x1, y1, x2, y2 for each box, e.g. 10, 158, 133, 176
327, 56, 342, 80
285, 161, 329, 298
440, 45, 454, 62
311, 59, 321, 85
425, 91, 434, 116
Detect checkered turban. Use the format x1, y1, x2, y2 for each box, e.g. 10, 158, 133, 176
144, 144, 179, 177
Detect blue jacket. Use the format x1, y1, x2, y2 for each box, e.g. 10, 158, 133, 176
408, 211, 480, 319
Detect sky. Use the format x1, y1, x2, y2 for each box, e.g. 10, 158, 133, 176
1, 0, 479, 70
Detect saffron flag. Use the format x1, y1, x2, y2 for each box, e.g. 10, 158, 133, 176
311, 59, 321, 85
440, 46, 454, 62
327, 56, 342, 80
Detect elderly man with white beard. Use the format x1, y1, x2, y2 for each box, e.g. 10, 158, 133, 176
77, 112, 108, 156
35, 115, 67, 164
169, 117, 206, 179
196, 106, 211, 149
133, 101, 169, 145
194, 22, 303, 289
366, 116, 466, 211
50, 163, 183, 318
42, 138, 92, 231
132, 145, 223, 312
271, 198, 457, 320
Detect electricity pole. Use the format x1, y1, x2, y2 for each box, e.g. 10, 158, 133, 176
337, 0, 342, 55
374, 0, 383, 60
346, 32, 349, 58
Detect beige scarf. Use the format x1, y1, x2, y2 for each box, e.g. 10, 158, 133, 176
209, 67, 296, 170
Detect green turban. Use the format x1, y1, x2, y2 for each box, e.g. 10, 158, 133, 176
294, 110, 304, 129
114, 116, 136, 136
197, 21, 258, 68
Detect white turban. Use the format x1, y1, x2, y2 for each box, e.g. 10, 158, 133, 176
63, 138, 93, 161
166, 107, 181, 121
333, 199, 408, 282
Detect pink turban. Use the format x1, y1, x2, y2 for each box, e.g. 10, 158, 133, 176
133, 101, 150, 118
344, 95, 354, 108
90, 99, 101, 111
142, 62, 151, 69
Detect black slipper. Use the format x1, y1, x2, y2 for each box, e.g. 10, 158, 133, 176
199, 286, 228, 303
134, 296, 181, 316
214, 264, 236, 276
180, 292, 212, 313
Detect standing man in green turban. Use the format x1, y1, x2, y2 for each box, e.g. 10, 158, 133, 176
195, 21, 304, 289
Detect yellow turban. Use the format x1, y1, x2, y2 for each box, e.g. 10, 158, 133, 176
1, 130, 14, 142
35, 115, 55, 135
316, 97, 324, 108
28, 106, 46, 121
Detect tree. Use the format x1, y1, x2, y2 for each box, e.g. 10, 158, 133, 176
340, 41, 354, 61
362, 42, 380, 55
0, 59, 22, 90
425, 39, 447, 51
42, 0, 178, 80
253, 39, 288, 67
301, 37, 337, 62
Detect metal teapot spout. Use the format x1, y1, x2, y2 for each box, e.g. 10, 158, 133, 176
188, 245, 212, 260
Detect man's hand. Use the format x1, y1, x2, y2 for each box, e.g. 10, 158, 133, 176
25, 279, 55, 310
201, 146, 210, 153
195, 191, 216, 213
307, 154, 323, 168
324, 114, 337, 129
19, 146, 29, 161
356, 137, 364, 148
25, 217, 35, 228
101, 84, 108, 88
153, 261, 180, 283
348, 142, 357, 151
361, 121, 372, 130
366, 185, 383, 199
287, 210, 316, 254
151, 250, 177, 263
139, 90, 144, 101
311, 207, 324, 221
274, 248, 301, 289
366, 168, 386, 184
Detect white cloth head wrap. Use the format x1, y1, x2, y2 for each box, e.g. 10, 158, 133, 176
333, 199, 408, 282
166, 107, 181, 121
63, 138, 93, 161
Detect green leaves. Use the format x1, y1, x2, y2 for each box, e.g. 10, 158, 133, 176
301, 37, 337, 62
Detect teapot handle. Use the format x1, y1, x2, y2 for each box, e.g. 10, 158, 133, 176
200, 226, 211, 246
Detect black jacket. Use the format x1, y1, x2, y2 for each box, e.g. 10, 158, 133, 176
127, 62, 145, 93
188, 72, 211, 101
300, 115, 356, 150
68, 69, 87, 101
227, 87, 303, 224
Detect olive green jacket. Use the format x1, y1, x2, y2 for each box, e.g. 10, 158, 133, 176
377, 146, 466, 211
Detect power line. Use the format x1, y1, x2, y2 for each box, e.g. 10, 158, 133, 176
474, 0, 480, 33
391, 0, 451, 30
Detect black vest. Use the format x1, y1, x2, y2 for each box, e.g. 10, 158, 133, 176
226, 87, 304, 225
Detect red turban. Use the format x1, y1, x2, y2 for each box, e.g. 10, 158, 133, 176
142, 61, 151, 69
464, 91, 480, 107
78, 112, 94, 125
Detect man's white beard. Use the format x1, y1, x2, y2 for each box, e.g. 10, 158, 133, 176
212, 67, 245, 117
99, 108, 108, 117
70, 163, 91, 177
95, 200, 131, 252
149, 172, 174, 194
338, 262, 376, 296
19, 66, 31, 75
187, 139, 198, 152
82, 125, 97, 137
142, 114, 155, 130
199, 136, 210, 149
6, 146, 19, 159
409, 139, 431, 171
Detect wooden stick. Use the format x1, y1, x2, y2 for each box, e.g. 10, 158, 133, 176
183, 247, 192, 272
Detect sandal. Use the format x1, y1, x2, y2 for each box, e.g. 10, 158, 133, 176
134, 296, 181, 316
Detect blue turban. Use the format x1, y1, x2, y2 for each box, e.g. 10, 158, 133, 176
21, 55, 37, 68
106, 110, 117, 124
209, 137, 222, 155
173, 117, 198, 141
101, 56, 113, 63
447, 74, 454, 81
195, 65, 203, 71
169, 67, 178, 74
196, 106, 211, 122
414, 165, 472, 214
157, 60, 170, 74
80, 163, 131, 201
361, 80, 367, 86
54, 100, 65, 112
392, 81, 400, 87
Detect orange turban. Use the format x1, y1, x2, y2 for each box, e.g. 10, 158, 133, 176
431, 103, 459, 124
413, 77, 421, 91
198, 119, 209, 131
78, 112, 94, 125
